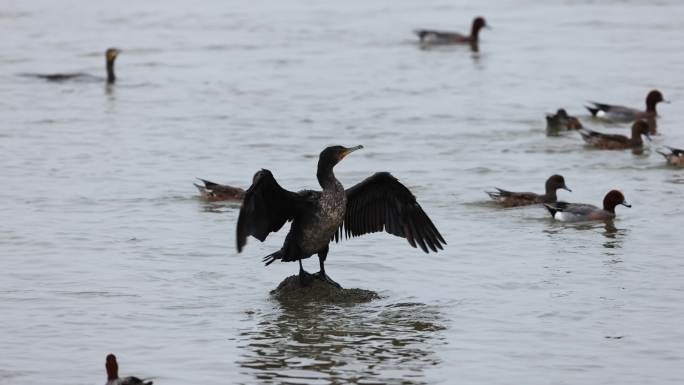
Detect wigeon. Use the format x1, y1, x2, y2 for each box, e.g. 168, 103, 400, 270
579, 120, 650, 150
487, 175, 571, 207
544, 190, 630, 222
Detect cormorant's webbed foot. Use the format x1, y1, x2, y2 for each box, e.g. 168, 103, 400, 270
313, 271, 342, 289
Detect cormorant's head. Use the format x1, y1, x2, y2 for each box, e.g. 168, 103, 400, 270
105, 48, 121, 63
318, 145, 363, 168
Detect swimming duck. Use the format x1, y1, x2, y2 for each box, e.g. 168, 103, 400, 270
579, 120, 650, 150
105, 354, 152, 385
544, 190, 630, 222
486, 175, 571, 207
236, 145, 445, 288
194, 178, 245, 201
585, 90, 667, 133
26, 48, 121, 84
546, 109, 583, 131
415, 17, 489, 49
657, 146, 684, 166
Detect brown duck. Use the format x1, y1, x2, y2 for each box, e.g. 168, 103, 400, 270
579, 120, 651, 150
486, 175, 571, 207
194, 178, 245, 201
546, 109, 583, 131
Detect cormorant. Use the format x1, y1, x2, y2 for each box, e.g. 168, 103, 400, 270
26, 48, 121, 84
236, 145, 446, 288
194, 178, 245, 201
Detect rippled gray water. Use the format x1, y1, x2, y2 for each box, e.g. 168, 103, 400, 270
2, 0, 684, 384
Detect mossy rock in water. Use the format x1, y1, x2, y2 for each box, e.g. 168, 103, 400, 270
270, 275, 379, 304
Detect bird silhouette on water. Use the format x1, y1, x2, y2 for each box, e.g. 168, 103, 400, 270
236, 145, 446, 288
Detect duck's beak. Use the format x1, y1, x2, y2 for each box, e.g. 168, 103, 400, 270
645, 133, 652, 142
485, 25, 492, 30
562, 185, 572, 192
663, 99, 671, 104
341, 145, 363, 159
621, 201, 632, 208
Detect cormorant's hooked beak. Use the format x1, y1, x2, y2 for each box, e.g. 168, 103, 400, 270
341, 145, 363, 159
107, 48, 122, 61
621, 201, 632, 208
562, 185, 572, 192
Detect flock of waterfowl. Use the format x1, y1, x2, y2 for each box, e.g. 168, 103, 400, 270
19, 12, 682, 383
22, 16, 682, 288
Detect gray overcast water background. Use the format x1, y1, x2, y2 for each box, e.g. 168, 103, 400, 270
2, 0, 684, 384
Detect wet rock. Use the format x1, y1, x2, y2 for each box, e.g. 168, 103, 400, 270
270, 275, 380, 304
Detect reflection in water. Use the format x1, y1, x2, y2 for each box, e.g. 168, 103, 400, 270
199, 200, 242, 213
544, 221, 629, 250
239, 300, 445, 384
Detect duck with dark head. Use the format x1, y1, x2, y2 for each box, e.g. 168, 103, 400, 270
414, 16, 489, 51
585, 89, 667, 134
105, 354, 152, 385
544, 190, 631, 222
487, 174, 571, 207
579, 120, 651, 150
546, 109, 583, 132
236, 145, 446, 288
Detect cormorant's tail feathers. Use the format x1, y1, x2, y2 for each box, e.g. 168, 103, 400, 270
262, 250, 283, 266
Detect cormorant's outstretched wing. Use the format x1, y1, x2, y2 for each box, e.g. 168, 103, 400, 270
236, 169, 302, 252
337, 172, 446, 253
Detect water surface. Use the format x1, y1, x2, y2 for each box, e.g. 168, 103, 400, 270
2, 0, 684, 384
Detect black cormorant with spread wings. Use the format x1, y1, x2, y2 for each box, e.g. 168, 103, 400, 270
236, 145, 446, 288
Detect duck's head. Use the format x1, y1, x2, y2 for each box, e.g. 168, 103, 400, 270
632, 120, 651, 141
472, 16, 489, 32
646, 89, 667, 110
105, 354, 119, 380
319, 145, 363, 168
105, 48, 121, 63
603, 190, 631, 212
546, 174, 571, 192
